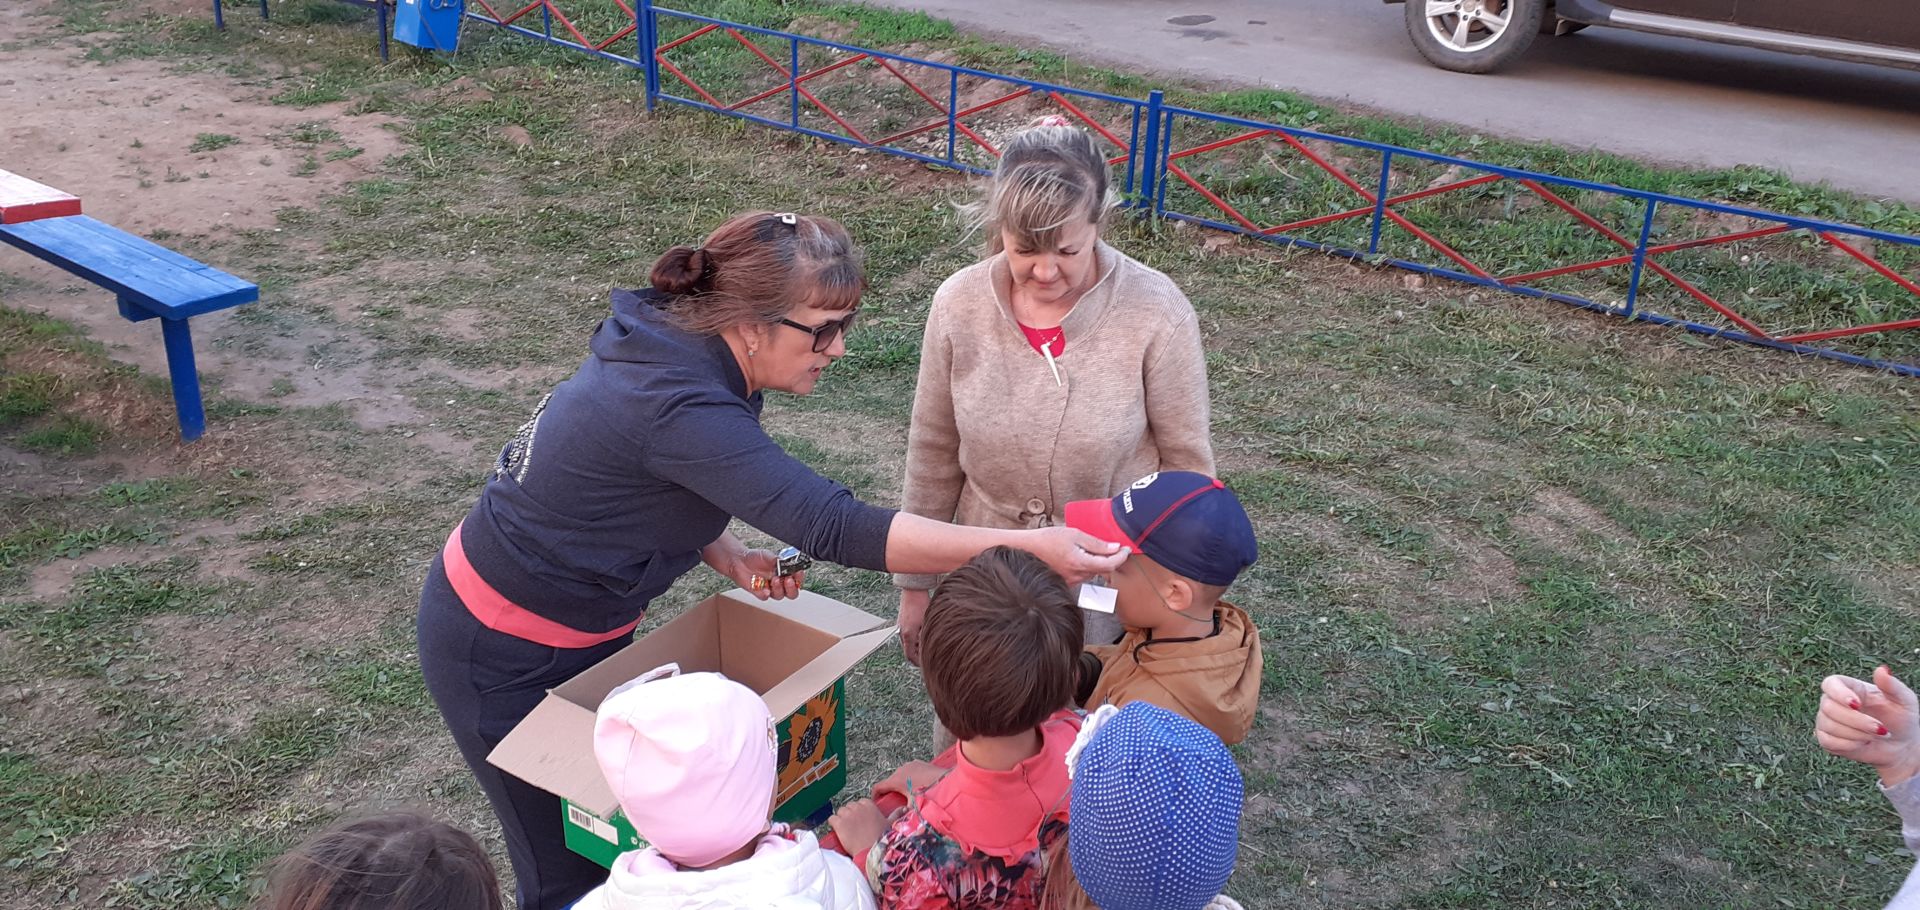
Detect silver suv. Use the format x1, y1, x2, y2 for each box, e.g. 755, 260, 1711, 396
1389, 0, 1920, 74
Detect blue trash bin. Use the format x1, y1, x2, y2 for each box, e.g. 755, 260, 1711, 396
394, 0, 463, 52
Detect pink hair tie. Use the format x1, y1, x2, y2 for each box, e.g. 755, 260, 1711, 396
1036, 115, 1071, 128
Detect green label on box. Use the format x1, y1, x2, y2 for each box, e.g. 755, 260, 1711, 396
560, 678, 850, 868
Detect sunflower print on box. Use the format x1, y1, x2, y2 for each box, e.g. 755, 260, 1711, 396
776, 688, 840, 804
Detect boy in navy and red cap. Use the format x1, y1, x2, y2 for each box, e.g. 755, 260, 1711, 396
1063, 471, 1262, 745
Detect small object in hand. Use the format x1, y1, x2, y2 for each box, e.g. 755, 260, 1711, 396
776, 546, 813, 577
749, 574, 767, 592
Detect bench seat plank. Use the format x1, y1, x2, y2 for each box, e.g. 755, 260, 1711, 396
0, 170, 82, 224
0, 215, 257, 317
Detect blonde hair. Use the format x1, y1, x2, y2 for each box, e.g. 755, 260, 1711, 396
964, 119, 1120, 255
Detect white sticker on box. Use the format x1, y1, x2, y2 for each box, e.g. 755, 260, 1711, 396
568, 805, 618, 843
1078, 583, 1118, 614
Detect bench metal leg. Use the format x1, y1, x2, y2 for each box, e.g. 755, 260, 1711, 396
159, 318, 207, 442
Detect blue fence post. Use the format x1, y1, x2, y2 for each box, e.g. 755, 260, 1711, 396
1138, 90, 1164, 215
638, 0, 658, 111
213, 0, 226, 30
1368, 150, 1394, 255
945, 70, 959, 165
258, 0, 269, 20
790, 37, 801, 128
1124, 105, 1142, 197
377, 0, 390, 61
1624, 197, 1659, 318
541, 0, 551, 39
1154, 105, 1174, 216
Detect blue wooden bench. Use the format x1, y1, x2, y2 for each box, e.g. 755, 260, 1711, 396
0, 215, 259, 441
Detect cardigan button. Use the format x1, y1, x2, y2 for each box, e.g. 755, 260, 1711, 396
1026, 498, 1046, 514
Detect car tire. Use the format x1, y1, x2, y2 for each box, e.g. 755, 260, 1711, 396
1405, 0, 1546, 73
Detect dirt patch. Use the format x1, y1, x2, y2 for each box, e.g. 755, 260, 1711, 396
0, 14, 403, 237
0, 675, 109, 756
1431, 527, 1525, 605
0, 4, 440, 446
1512, 487, 1632, 556
1256, 703, 1336, 768
1851, 562, 1920, 617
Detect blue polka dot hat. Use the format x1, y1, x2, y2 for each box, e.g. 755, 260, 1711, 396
1068, 702, 1243, 910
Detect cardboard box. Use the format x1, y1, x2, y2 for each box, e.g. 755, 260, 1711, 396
488, 588, 896, 868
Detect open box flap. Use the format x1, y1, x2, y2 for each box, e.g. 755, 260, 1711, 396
553, 602, 721, 706
717, 588, 888, 638
487, 696, 620, 817
761, 626, 898, 717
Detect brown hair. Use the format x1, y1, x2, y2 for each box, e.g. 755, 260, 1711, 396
648, 211, 866, 335
921, 546, 1082, 740
965, 119, 1120, 255
254, 812, 504, 910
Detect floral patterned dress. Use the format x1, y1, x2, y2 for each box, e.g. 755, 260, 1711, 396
863, 711, 1081, 909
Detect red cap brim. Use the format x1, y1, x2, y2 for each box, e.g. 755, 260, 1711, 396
1063, 497, 1132, 548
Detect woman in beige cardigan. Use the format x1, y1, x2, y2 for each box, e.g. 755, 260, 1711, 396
896, 119, 1216, 663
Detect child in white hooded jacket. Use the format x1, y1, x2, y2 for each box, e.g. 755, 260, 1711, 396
571, 665, 874, 910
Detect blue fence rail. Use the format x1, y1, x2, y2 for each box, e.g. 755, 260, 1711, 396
218, 0, 1920, 377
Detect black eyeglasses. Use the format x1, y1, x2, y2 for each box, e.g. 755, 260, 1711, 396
779, 311, 858, 353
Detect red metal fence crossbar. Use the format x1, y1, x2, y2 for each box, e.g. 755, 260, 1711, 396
1156, 123, 1920, 348
654, 28, 1136, 173
468, 0, 635, 52
434, 3, 1920, 375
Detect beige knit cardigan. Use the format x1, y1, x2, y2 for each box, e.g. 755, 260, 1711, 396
894, 242, 1215, 590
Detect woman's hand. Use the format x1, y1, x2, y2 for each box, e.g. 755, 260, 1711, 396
703, 534, 803, 600
827, 798, 891, 856
1816, 665, 1920, 788
898, 588, 931, 666
1018, 526, 1126, 585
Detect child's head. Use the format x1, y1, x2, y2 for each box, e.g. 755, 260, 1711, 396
256, 812, 503, 910
1064, 472, 1258, 631
923, 546, 1083, 740
593, 666, 776, 868
1064, 703, 1244, 910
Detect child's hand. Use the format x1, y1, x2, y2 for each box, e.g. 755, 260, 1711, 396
874, 761, 949, 799
1816, 666, 1920, 787
827, 799, 889, 856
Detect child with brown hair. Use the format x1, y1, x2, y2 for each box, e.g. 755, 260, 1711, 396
254, 811, 504, 910
830, 546, 1084, 909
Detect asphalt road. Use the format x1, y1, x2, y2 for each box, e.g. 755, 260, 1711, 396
860, 0, 1920, 204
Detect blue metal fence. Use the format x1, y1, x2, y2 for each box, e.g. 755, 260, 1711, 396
221, 0, 1920, 377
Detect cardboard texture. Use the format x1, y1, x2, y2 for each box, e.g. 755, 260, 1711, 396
488, 588, 896, 868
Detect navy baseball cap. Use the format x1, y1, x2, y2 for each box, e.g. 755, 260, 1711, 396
1063, 471, 1257, 587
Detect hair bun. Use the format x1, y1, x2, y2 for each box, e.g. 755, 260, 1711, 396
650, 246, 711, 295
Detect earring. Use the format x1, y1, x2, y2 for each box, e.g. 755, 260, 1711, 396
748, 348, 757, 358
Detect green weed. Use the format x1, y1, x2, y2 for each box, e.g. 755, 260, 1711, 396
188, 133, 239, 153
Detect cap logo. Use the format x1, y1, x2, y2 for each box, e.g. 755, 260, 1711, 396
1119, 473, 1159, 514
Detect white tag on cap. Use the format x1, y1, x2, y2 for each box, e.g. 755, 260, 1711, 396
1078, 583, 1118, 614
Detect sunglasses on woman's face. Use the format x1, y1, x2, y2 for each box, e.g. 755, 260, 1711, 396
779, 311, 858, 353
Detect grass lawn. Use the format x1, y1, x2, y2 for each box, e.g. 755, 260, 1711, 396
2, 1, 1917, 908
